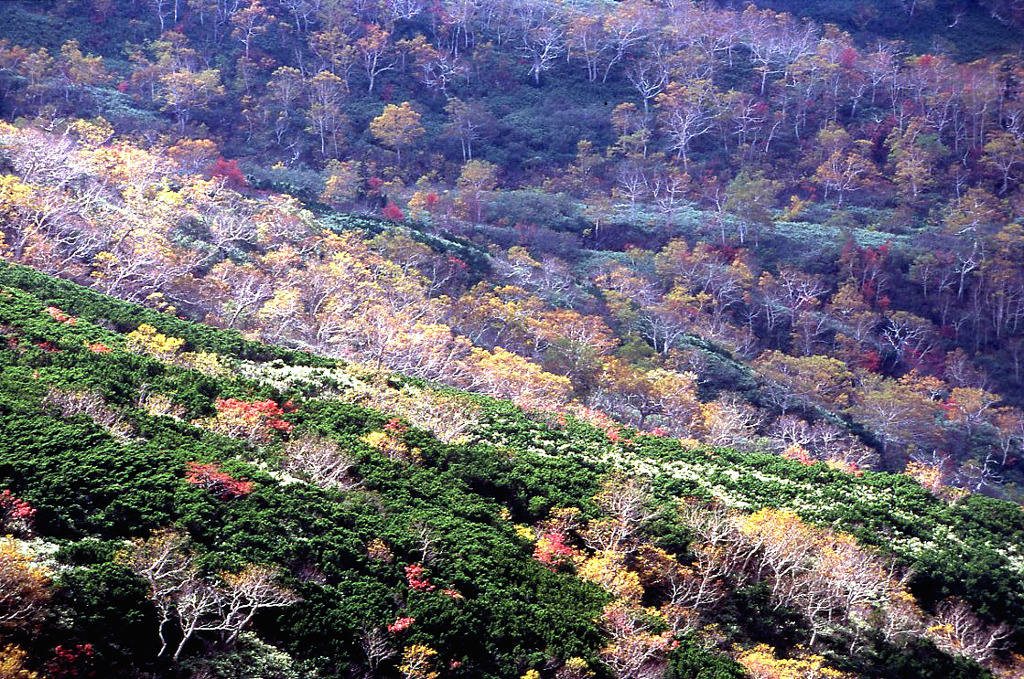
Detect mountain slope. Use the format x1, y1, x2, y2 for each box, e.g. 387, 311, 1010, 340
0, 262, 1021, 678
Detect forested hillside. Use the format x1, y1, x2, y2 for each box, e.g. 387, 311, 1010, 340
0, 261, 1022, 678
2, 0, 1024, 676
721, 0, 1024, 57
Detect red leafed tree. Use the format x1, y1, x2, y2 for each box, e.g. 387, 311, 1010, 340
404, 563, 435, 591
184, 461, 254, 499
533, 531, 578, 569
197, 398, 294, 444
388, 616, 415, 634
382, 202, 405, 221
47, 643, 97, 679
209, 157, 248, 190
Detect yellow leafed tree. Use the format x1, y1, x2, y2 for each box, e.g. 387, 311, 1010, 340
399, 644, 438, 679
370, 101, 424, 165
0, 537, 51, 633
737, 644, 854, 679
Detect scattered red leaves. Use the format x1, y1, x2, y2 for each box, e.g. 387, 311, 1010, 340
387, 616, 415, 634
383, 417, 408, 434
44, 306, 77, 326
0, 489, 36, 536
213, 397, 294, 440
184, 461, 254, 499
781, 445, 816, 466
404, 563, 435, 592
47, 643, 97, 679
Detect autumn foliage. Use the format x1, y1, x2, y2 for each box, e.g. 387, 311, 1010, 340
388, 616, 415, 634
0, 644, 41, 679
382, 202, 405, 222
737, 644, 853, 679
46, 643, 97, 679
209, 157, 248, 190
399, 644, 438, 679
184, 461, 255, 499
404, 563, 435, 592
43, 306, 76, 325
533, 531, 578, 569
0, 537, 51, 633
0, 490, 36, 537
4, 0, 1024, 674
194, 398, 293, 444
